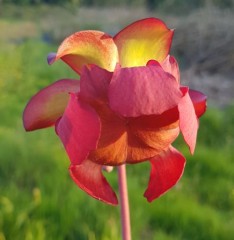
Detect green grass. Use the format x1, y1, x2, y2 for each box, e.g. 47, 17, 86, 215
1, 21, 234, 240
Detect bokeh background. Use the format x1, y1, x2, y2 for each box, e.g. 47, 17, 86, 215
0, 0, 234, 239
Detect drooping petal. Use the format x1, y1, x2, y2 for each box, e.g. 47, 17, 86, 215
178, 87, 198, 154
114, 18, 174, 67
48, 31, 118, 74
160, 55, 180, 83
69, 160, 118, 205
80, 65, 112, 103
56, 93, 100, 165
189, 89, 207, 118
144, 146, 186, 202
109, 65, 182, 117
23, 79, 79, 131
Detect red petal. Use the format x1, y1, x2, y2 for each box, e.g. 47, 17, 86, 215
48, 31, 118, 74
109, 65, 182, 117
69, 160, 118, 205
144, 146, 186, 202
178, 87, 198, 154
189, 89, 207, 118
146, 59, 161, 67
147, 56, 180, 83
56, 94, 100, 165
114, 18, 174, 67
80, 65, 112, 103
23, 79, 79, 131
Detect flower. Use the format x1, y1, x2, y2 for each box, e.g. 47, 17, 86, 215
23, 18, 207, 205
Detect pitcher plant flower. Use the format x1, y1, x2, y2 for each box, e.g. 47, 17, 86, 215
23, 18, 207, 206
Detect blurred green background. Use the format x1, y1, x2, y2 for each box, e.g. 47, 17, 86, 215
0, 0, 234, 239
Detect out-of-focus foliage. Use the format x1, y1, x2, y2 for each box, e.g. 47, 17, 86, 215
0, 39, 233, 238
1, 0, 79, 5
146, 0, 234, 10
1, 0, 234, 10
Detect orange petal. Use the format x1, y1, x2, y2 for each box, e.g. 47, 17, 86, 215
23, 79, 79, 131
127, 109, 179, 163
88, 103, 128, 166
89, 103, 180, 165
114, 18, 173, 67
70, 160, 118, 205
48, 31, 118, 74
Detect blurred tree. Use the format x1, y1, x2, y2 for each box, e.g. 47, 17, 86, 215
84, 0, 94, 6
212, 0, 234, 8
146, 0, 157, 11
2, 0, 79, 4
1, 0, 234, 9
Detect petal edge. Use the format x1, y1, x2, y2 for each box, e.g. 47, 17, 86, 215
69, 160, 118, 205
23, 79, 79, 131
189, 89, 207, 118
49, 31, 118, 74
179, 87, 199, 154
114, 18, 174, 67
144, 146, 186, 202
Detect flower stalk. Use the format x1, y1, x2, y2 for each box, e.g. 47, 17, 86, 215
118, 164, 131, 240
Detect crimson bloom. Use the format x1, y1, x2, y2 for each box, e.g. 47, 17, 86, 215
23, 18, 206, 205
